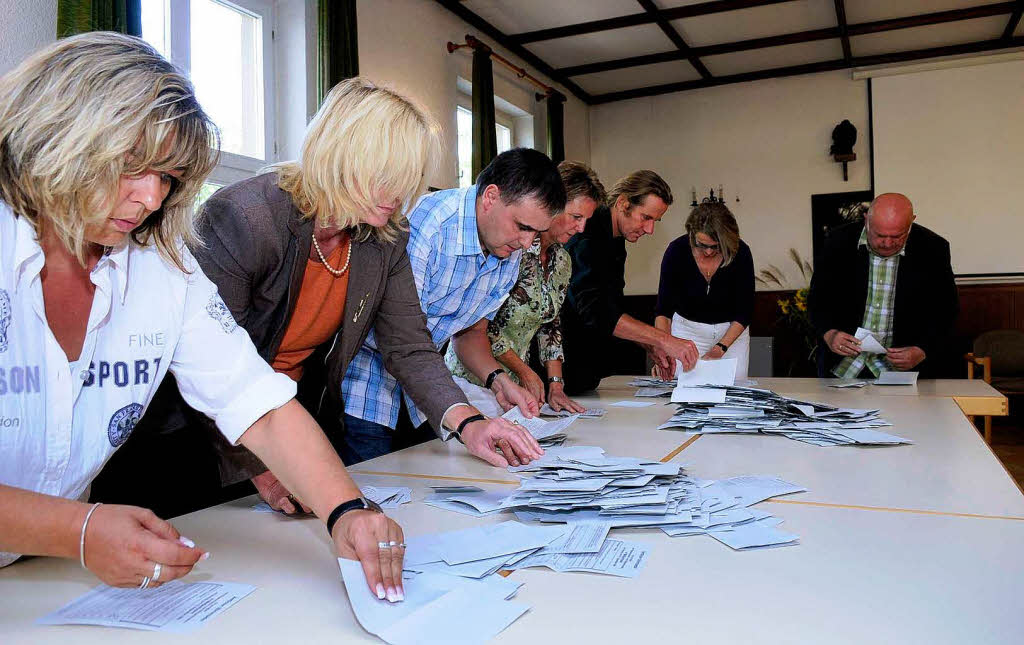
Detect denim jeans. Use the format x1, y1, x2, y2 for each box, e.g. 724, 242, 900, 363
340, 410, 437, 466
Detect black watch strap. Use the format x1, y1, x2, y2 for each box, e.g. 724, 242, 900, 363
453, 413, 486, 444
716, 342, 729, 352
326, 497, 381, 537
484, 368, 504, 389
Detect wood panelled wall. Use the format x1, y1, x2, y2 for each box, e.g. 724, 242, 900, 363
617, 282, 1024, 377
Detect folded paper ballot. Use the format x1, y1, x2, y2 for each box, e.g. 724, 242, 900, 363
659, 385, 912, 447
339, 559, 528, 645
854, 327, 888, 354
875, 370, 919, 386
675, 358, 737, 387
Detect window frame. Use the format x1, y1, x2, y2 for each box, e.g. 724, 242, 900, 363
150, 0, 277, 184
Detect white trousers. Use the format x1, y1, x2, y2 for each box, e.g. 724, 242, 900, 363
671, 313, 751, 381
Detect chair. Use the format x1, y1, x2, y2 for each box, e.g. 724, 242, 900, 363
965, 329, 1024, 443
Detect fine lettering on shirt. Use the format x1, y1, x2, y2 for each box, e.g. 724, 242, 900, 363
128, 332, 166, 347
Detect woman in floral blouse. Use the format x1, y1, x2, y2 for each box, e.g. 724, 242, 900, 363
446, 161, 605, 412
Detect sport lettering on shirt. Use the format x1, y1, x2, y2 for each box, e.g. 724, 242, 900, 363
0, 365, 41, 395
82, 357, 161, 387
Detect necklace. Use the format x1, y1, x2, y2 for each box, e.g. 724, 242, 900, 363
311, 230, 351, 277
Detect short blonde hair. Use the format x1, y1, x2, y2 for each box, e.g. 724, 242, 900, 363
0, 32, 218, 270
686, 202, 741, 266
275, 77, 439, 242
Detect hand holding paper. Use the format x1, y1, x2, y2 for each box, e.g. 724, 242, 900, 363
854, 328, 887, 354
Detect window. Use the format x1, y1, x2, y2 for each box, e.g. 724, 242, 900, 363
455, 106, 515, 188
141, 0, 275, 186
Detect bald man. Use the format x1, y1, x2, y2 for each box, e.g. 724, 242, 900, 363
809, 193, 958, 378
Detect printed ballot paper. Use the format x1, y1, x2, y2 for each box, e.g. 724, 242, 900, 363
854, 327, 887, 354
339, 559, 528, 645
37, 581, 255, 633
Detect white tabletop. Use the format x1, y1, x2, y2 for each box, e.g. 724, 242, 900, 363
3, 377, 1022, 643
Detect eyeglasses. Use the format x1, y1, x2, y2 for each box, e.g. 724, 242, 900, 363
694, 240, 720, 251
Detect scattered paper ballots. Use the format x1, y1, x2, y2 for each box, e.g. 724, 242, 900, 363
875, 371, 919, 386
540, 403, 606, 418
339, 559, 528, 645
611, 400, 655, 408
37, 581, 255, 633
659, 385, 912, 447
854, 327, 887, 354
509, 539, 649, 578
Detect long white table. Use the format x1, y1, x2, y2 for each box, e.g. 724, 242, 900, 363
2, 376, 1022, 643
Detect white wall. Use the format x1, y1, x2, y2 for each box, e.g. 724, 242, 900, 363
873, 57, 1024, 276
590, 70, 872, 295
357, 0, 590, 190
0, 0, 57, 76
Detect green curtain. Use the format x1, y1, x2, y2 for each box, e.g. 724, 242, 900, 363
471, 45, 498, 181
318, 0, 359, 106
546, 91, 566, 165
57, 0, 141, 37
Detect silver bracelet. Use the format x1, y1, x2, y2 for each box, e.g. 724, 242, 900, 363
79, 502, 102, 570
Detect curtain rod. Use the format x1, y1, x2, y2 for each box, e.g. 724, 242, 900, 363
447, 35, 563, 101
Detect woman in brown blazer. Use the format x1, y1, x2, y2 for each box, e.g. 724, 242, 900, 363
101, 78, 541, 516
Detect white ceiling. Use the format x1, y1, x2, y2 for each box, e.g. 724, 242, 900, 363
451, 1, 1023, 100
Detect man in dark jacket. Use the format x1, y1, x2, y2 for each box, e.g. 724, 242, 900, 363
809, 193, 958, 378
561, 170, 699, 394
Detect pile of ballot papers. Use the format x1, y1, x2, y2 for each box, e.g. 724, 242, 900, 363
660, 384, 912, 446
424, 446, 805, 555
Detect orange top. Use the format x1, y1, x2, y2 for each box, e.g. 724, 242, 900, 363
271, 233, 350, 381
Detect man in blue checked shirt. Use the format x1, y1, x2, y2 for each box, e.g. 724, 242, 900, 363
341, 148, 567, 462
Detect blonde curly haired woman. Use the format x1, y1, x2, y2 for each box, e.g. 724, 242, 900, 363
0, 33, 407, 603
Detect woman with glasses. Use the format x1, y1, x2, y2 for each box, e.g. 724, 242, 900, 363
654, 202, 755, 379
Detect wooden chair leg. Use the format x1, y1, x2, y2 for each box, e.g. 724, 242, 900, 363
984, 416, 992, 444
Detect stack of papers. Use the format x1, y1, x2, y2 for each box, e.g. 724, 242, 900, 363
659, 385, 912, 446
503, 406, 578, 447
540, 403, 606, 418
875, 371, 919, 386
426, 446, 805, 552
339, 559, 528, 645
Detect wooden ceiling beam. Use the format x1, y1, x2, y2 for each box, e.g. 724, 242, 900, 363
636, 0, 712, 79
510, 0, 798, 44
1002, 3, 1024, 39
834, 0, 852, 63
558, 2, 1018, 77
590, 36, 1024, 103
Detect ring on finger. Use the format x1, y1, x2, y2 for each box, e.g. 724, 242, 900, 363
139, 575, 151, 589
378, 541, 391, 550
152, 563, 162, 582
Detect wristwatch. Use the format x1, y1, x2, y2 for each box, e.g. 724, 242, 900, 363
715, 342, 730, 353
326, 496, 383, 537
547, 376, 564, 385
